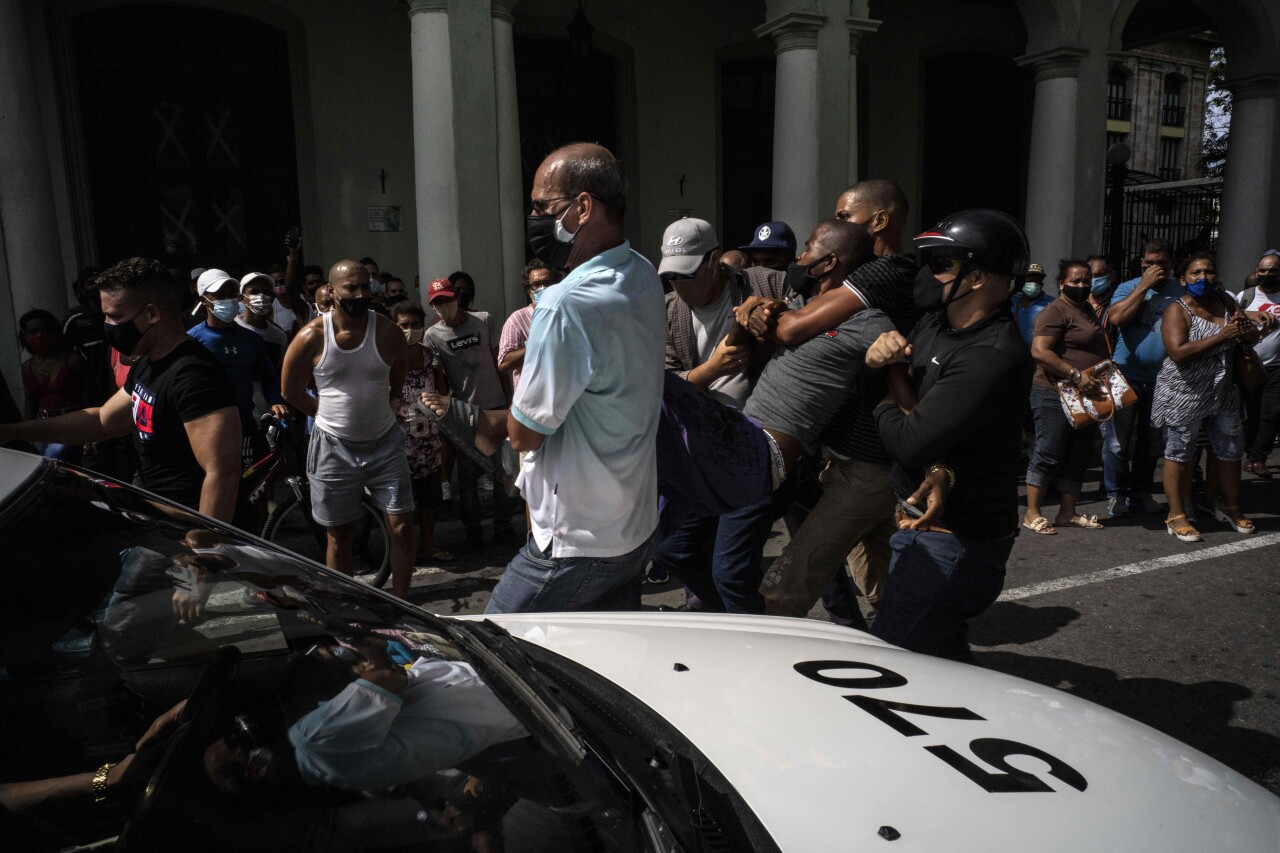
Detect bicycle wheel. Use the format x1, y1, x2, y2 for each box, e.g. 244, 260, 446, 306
264, 494, 392, 588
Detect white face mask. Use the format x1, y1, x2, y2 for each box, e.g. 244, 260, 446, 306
553, 203, 580, 244
246, 294, 272, 316
403, 327, 425, 346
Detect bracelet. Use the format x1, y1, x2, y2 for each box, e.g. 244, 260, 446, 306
1069, 368, 1081, 384
92, 762, 116, 803
925, 463, 956, 493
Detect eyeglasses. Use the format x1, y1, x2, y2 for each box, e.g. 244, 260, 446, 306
922, 254, 965, 276
529, 195, 576, 216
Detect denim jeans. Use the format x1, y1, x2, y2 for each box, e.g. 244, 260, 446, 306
1106, 379, 1162, 496
1026, 385, 1096, 493
653, 490, 776, 614
869, 529, 1014, 656
457, 452, 516, 539
1099, 419, 1122, 497
485, 529, 659, 614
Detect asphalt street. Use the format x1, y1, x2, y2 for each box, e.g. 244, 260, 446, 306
399, 451, 1280, 796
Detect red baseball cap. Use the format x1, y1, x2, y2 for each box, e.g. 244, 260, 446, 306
427, 278, 457, 304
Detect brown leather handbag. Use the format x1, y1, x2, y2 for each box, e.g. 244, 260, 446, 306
1234, 345, 1267, 392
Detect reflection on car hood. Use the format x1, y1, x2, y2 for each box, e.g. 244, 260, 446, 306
475, 612, 1280, 852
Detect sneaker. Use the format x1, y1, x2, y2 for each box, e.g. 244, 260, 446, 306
1129, 492, 1163, 514
644, 563, 670, 584
1106, 496, 1130, 518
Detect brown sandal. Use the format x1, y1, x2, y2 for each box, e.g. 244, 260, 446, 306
1165, 514, 1201, 543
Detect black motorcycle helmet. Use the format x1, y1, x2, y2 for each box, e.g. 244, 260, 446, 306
912, 209, 1030, 313
914, 208, 1030, 278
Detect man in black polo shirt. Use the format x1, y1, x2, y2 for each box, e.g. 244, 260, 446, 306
864, 209, 1034, 659
0, 258, 241, 521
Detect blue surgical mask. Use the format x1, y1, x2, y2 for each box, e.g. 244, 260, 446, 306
370, 280, 387, 296
209, 298, 241, 322
1090, 275, 1110, 296
1186, 277, 1213, 298
530, 288, 545, 306
1021, 280, 1043, 299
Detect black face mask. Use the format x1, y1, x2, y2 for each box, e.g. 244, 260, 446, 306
913, 264, 945, 314
1258, 272, 1279, 291
102, 311, 148, 357
1062, 284, 1090, 304
526, 215, 572, 271
384, 294, 407, 309
339, 296, 373, 318
784, 256, 831, 299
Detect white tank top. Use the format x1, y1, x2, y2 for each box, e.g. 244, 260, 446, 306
313, 311, 397, 441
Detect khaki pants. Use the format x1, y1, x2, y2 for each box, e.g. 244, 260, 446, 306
760, 457, 896, 617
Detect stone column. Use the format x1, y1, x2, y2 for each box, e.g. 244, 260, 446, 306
0, 2, 66, 328
756, 10, 825, 245
492, 0, 525, 316
845, 17, 879, 186
1216, 74, 1279, 288
408, 0, 462, 283
1018, 46, 1086, 277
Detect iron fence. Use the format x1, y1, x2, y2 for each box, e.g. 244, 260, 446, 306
1103, 176, 1222, 280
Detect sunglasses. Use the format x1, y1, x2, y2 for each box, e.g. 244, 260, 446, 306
922, 254, 965, 276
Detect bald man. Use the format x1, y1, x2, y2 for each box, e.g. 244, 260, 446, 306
281, 259, 416, 598
489, 142, 665, 614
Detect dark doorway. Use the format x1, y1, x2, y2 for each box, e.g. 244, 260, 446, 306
72, 4, 300, 275
719, 57, 776, 249
920, 52, 1030, 230
513, 36, 618, 213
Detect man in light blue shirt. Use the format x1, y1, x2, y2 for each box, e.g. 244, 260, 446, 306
1101, 238, 1179, 516
1010, 262, 1054, 346
488, 143, 665, 613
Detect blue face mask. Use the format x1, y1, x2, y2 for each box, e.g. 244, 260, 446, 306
208, 298, 241, 323
1185, 277, 1213, 299
530, 288, 545, 306
370, 280, 387, 296
1021, 281, 1043, 299
1090, 275, 1110, 296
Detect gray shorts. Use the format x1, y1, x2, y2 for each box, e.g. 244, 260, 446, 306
307, 424, 415, 527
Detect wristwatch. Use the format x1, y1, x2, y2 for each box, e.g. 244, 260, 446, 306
92, 762, 116, 803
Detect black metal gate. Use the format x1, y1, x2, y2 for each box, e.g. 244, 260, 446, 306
1103, 176, 1222, 279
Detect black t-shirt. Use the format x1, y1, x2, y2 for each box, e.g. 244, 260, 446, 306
875, 307, 1033, 541
125, 339, 236, 509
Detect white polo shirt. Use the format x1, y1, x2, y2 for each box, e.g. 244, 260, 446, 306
511, 240, 665, 558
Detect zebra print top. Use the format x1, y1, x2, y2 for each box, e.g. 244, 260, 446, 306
1151, 298, 1239, 427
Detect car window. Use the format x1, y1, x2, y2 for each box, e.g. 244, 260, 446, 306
0, 462, 638, 852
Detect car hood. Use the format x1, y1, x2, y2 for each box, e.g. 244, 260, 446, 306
478, 612, 1280, 852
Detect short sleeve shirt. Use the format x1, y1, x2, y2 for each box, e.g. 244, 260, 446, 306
1242, 287, 1280, 366
124, 338, 237, 509
498, 304, 535, 391
744, 308, 897, 455
511, 241, 665, 558
1030, 298, 1110, 389
425, 313, 507, 409
1111, 275, 1184, 381
1011, 292, 1054, 346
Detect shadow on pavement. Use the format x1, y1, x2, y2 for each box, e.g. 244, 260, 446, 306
973, 648, 1280, 786
412, 576, 498, 613
968, 601, 1081, 647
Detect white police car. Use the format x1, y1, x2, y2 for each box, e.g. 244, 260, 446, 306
0, 449, 1276, 851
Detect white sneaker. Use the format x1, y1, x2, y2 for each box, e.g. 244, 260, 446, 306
441, 482, 453, 502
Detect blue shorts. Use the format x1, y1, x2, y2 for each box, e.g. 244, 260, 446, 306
1162, 408, 1243, 463
307, 425, 414, 526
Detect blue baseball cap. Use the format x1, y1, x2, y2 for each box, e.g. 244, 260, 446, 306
740, 220, 797, 253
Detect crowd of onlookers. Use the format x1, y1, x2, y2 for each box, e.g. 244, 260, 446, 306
3, 141, 1278, 661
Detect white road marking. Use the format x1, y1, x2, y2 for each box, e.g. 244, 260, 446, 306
999, 532, 1280, 601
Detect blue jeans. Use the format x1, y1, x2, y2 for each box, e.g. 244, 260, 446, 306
869, 529, 1014, 657
485, 529, 659, 613
1105, 378, 1161, 497
652, 490, 775, 614
1026, 385, 1095, 493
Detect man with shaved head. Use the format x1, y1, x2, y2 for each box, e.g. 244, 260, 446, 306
486, 142, 665, 613
282, 258, 417, 598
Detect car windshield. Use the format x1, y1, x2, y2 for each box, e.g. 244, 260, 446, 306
0, 460, 637, 852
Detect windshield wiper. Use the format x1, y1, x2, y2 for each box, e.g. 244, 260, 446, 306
446, 618, 586, 762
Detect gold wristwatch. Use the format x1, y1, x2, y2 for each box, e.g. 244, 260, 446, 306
92, 762, 116, 803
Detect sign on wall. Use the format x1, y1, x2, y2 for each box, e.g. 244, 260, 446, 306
367, 206, 402, 232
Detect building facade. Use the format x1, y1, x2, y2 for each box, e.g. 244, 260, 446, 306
2, 0, 1278, 395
